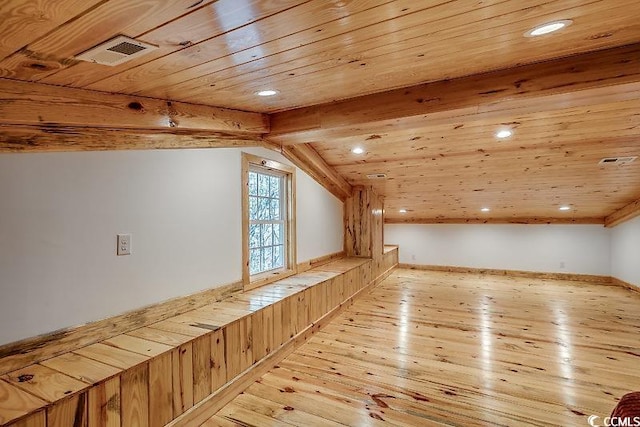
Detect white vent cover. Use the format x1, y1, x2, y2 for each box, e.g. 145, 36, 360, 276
75, 36, 158, 66
366, 173, 387, 179
599, 156, 637, 166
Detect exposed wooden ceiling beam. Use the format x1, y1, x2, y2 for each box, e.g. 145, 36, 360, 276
0, 78, 268, 134
0, 125, 268, 153
605, 198, 640, 228
385, 217, 605, 225
277, 143, 352, 201
270, 44, 640, 144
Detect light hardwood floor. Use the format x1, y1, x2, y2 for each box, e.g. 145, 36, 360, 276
203, 269, 640, 426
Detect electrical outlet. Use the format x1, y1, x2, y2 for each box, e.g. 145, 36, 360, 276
411, 254, 416, 261
117, 234, 131, 256
559, 261, 565, 269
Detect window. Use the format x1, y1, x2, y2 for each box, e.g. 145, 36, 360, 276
242, 153, 296, 290
248, 169, 285, 275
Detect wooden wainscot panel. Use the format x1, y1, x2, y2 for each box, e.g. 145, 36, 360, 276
331, 276, 345, 308
47, 393, 88, 427
148, 353, 173, 427
6, 410, 46, 427
322, 278, 335, 316
308, 282, 324, 321
280, 297, 295, 342
171, 344, 194, 417
0, 279, 241, 376
296, 290, 310, 333
223, 322, 241, 381
209, 329, 226, 393
251, 306, 274, 364
262, 306, 275, 357
238, 318, 253, 373
87, 376, 120, 427
164, 258, 382, 426
271, 301, 284, 349
250, 311, 265, 365
120, 364, 149, 427
192, 336, 212, 405
343, 269, 356, 299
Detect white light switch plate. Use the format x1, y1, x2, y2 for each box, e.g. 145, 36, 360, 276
117, 234, 131, 256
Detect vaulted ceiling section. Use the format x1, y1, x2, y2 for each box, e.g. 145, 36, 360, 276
1, 0, 639, 223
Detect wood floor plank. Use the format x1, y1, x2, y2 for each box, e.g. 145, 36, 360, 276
204, 269, 640, 426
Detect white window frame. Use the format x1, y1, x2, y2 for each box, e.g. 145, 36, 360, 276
242, 153, 296, 290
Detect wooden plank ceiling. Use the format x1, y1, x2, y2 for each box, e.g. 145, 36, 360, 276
1, 0, 640, 222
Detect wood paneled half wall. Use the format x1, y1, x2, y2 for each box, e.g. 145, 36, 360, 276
0, 249, 399, 427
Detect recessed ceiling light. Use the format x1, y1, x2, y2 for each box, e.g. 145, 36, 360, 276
256, 89, 278, 97
352, 147, 364, 154
525, 20, 573, 37
481, 207, 491, 212
496, 129, 513, 139
399, 209, 407, 213
559, 206, 571, 211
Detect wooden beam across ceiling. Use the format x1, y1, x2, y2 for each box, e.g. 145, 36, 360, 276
0, 126, 268, 153
0, 78, 268, 133
269, 43, 640, 144
277, 143, 352, 201
605, 198, 640, 228
385, 217, 605, 225
0, 78, 269, 152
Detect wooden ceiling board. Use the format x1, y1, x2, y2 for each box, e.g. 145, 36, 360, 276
83, 0, 399, 96
38, 0, 297, 88
62, 0, 315, 91
335, 141, 640, 221
0, 0, 104, 60
0, 0, 223, 82
151, 2, 640, 112
132, 0, 511, 102
311, 100, 640, 162
169, 0, 640, 111
2, 0, 636, 112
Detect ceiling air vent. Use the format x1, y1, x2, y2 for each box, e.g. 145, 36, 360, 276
75, 36, 158, 66
598, 156, 637, 166
366, 173, 387, 179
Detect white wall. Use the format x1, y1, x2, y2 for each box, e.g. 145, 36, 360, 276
611, 215, 640, 288
385, 223, 611, 276
0, 147, 343, 345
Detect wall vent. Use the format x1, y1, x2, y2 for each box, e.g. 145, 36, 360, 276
598, 156, 637, 166
75, 36, 158, 66
366, 173, 387, 179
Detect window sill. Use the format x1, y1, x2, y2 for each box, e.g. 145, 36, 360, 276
245, 268, 296, 291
